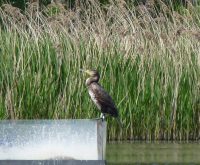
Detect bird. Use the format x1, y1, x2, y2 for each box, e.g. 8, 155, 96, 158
80, 69, 123, 127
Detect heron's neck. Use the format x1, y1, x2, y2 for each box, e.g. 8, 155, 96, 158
86, 76, 99, 86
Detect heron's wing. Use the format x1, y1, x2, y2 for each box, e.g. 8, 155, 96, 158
92, 84, 116, 110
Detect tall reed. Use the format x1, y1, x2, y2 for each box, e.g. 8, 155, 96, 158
0, 1, 199, 140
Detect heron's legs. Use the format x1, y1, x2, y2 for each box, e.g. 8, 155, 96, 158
94, 113, 106, 121
100, 113, 106, 121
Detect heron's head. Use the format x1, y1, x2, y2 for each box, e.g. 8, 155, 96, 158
80, 69, 99, 77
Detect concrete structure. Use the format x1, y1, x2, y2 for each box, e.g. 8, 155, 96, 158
0, 119, 106, 163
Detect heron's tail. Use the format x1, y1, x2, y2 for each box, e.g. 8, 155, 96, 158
115, 116, 123, 128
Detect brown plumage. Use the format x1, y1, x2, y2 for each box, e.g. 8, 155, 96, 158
81, 69, 122, 127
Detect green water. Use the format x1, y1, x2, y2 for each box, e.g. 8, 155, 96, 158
106, 141, 200, 164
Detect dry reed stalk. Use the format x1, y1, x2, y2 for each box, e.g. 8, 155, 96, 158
5, 88, 15, 119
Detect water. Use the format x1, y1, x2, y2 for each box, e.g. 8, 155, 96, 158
106, 141, 200, 164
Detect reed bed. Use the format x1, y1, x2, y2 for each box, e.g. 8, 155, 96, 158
0, 1, 199, 140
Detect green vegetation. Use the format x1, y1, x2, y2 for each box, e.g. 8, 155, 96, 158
0, 1, 199, 141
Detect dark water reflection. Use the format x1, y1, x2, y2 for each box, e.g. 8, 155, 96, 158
106, 141, 200, 164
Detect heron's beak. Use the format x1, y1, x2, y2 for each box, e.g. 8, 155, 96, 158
80, 69, 91, 75
80, 69, 84, 72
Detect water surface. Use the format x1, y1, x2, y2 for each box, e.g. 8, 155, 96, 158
106, 141, 200, 164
